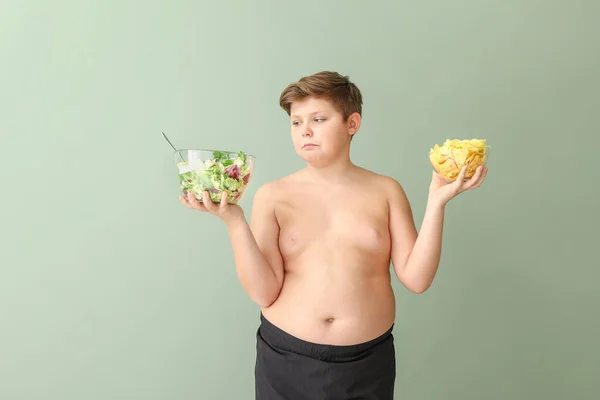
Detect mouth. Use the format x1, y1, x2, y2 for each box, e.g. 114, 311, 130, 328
302, 144, 318, 149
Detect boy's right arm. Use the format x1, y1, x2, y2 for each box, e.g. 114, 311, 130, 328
226, 183, 284, 307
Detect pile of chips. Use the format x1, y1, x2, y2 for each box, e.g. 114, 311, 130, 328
429, 139, 489, 181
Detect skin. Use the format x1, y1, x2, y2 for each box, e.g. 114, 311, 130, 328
179, 96, 488, 345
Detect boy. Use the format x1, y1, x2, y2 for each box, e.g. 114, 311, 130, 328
179, 71, 487, 399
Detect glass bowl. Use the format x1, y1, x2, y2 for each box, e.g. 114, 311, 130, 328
429, 140, 489, 183
175, 149, 255, 205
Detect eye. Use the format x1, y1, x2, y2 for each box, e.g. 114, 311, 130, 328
314, 118, 325, 122
292, 121, 300, 126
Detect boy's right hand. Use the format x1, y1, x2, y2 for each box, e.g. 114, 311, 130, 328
180, 191, 244, 226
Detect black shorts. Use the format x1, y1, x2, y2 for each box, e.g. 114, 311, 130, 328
254, 314, 396, 400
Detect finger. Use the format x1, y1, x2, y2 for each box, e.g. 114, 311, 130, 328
181, 196, 202, 210
466, 166, 486, 189
179, 195, 192, 208
219, 191, 228, 210
473, 167, 488, 188
454, 166, 468, 186
187, 192, 209, 211
201, 191, 217, 213
463, 166, 482, 189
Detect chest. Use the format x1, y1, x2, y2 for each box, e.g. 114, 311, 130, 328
276, 195, 390, 258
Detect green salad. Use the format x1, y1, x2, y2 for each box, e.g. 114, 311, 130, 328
177, 150, 252, 204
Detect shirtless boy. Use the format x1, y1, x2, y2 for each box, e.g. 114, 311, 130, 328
179, 71, 488, 399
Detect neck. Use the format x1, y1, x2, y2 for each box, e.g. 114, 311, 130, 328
303, 154, 356, 183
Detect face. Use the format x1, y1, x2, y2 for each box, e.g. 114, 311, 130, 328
289, 97, 360, 165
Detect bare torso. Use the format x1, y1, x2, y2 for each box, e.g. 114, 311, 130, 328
261, 166, 397, 345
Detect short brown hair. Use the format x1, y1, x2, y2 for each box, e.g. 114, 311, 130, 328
279, 71, 363, 121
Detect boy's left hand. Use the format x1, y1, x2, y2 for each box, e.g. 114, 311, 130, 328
428, 165, 488, 206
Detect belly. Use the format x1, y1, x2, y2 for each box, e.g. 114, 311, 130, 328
261, 259, 396, 345
269, 204, 395, 345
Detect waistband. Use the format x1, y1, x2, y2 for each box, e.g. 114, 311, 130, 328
258, 313, 394, 362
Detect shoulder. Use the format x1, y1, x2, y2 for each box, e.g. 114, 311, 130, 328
252, 181, 278, 206
360, 168, 411, 208
252, 173, 296, 204
381, 175, 408, 197
250, 175, 299, 224
358, 167, 406, 194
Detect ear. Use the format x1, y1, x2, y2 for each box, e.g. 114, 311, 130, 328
347, 112, 361, 136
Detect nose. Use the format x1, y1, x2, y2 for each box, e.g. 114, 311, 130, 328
302, 126, 313, 137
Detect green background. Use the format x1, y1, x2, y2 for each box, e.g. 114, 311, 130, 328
2, 1, 598, 399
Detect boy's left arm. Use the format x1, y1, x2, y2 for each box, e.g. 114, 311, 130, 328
387, 166, 487, 293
